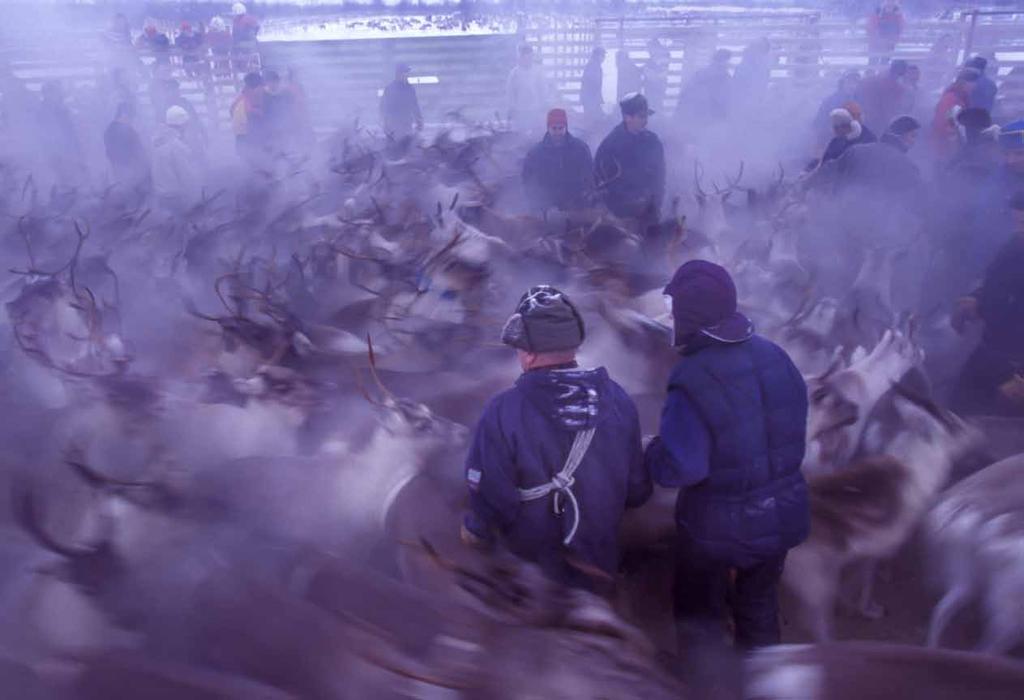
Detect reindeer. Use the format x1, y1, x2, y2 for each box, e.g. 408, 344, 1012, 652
747, 642, 1024, 700
925, 451, 1024, 654
803, 327, 923, 475
784, 382, 981, 640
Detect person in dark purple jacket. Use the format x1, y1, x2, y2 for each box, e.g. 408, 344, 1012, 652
646, 261, 809, 652
462, 285, 651, 588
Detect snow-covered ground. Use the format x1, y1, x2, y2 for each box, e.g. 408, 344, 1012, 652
259, 14, 518, 42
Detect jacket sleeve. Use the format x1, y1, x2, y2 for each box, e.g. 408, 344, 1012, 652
463, 400, 520, 541
652, 138, 666, 212
625, 401, 653, 509
644, 389, 711, 488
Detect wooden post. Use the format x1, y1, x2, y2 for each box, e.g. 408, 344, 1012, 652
963, 9, 979, 60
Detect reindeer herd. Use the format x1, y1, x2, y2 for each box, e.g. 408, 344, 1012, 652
0, 120, 1022, 698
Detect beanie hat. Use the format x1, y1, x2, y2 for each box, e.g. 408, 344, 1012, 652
887, 115, 921, 136
830, 108, 853, 127
547, 108, 568, 128
165, 105, 190, 126
966, 56, 987, 72
956, 67, 981, 83
664, 260, 754, 347
501, 285, 585, 353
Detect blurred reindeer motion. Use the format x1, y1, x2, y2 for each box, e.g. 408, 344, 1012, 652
0, 3, 1023, 699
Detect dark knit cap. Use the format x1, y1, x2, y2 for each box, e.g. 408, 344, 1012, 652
664, 260, 753, 347
501, 285, 585, 353
966, 56, 987, 72
887, 115, 921, 136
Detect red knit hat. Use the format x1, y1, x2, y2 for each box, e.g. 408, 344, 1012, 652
547, 108, 568, 128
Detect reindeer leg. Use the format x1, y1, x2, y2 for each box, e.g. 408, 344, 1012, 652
977, 571, 1024, 655
784, 544, 839, 641
856, 560, 885, 620
927, 582, 972, 648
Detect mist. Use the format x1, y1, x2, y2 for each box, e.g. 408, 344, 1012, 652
0, 1, 1022, 697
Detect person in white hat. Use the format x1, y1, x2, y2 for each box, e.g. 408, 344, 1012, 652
232, 3, 260, 44
151, 106, 200, 210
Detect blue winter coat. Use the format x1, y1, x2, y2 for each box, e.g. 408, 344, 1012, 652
646, 335, 809, 567
464, 365, 651, 586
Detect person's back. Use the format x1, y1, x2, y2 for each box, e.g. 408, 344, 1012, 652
855, 62, 907, 134
580, 49, 605, 119
380, 66, 422, 136
663, 334, 808, 564
104, 107, 149, 189
463, 286, 650, 588
647, 260, 808, 650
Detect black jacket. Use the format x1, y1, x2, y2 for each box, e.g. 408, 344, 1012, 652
380, 79, 422, 134
522, 133, 594, 211
821, 124, 877, 164
594, 123, 666, 219
977, 237, 1024, 353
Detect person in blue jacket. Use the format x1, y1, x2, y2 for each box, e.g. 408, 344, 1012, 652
645, 260, 809, 650
462, 285, 651, 589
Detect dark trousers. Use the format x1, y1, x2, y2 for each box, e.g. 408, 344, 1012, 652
672, 544, 787, 653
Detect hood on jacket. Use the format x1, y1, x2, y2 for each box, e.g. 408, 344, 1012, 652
515, 366, 609, 431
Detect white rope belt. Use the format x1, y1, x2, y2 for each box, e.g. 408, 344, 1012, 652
517, 427, 596, 545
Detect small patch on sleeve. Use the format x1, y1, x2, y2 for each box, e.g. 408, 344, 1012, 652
466, 468, 482, 490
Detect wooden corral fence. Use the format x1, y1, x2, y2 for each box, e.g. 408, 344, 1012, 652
526, 9, 1024, 123
2, 9, 1023, 142
257, 33, 520, 130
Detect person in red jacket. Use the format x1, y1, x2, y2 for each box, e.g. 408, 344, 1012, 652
868, 0, 904, 65
930, 68, 979, 163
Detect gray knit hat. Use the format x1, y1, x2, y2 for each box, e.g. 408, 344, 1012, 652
501, 285, 585, 353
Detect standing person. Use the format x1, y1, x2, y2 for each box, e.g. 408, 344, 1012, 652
231, 72, 265, 164
103, 101, 150, 200
175, 22, 205, 75
36, 80, 84, 187
462, 285, 651, 589
643, 38, 670, 114
594, 92, 665, 223
507, 44, 550, 133
522, 109, 594, 212
136, 18, 171, 67
733, 37, 772, 113
867, 0, 904, 66
284, 67, 315, 154
261, 70, 296, 157
580, 47, 606, 123
379, 63, 423, 139
615, 50, 643, 102
965, 56, 998, 113
676, 49, 733, 126
930, 68, 979, 163
646, 260, 809, 650
951, 192, 1024, 416
820, 106, 877, 164
813, 70, 861, 142
855, 58, 910, 135
231, 3, 260, 44
151, 106, 200, 211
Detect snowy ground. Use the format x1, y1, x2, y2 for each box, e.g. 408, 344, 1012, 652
259, 14, 518, 42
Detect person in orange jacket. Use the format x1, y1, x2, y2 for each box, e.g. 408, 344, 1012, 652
930, 68, 979, 163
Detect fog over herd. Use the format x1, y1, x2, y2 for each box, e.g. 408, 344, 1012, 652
0, 2, 1023, 698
